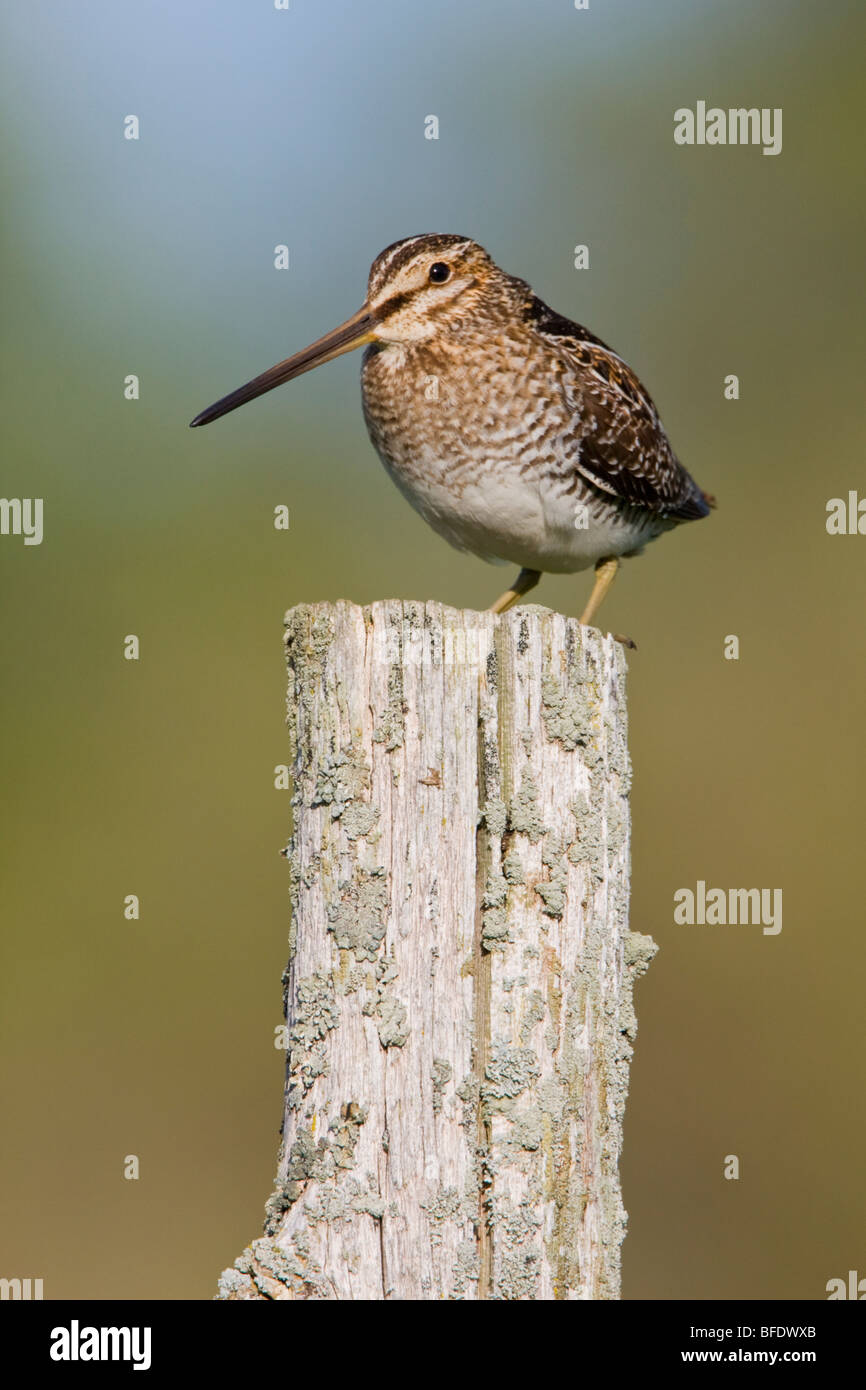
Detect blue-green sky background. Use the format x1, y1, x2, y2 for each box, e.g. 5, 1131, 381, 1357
1, 0, 864, 1298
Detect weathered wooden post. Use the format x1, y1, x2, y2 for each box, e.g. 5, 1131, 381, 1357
217, 600, 656, 1300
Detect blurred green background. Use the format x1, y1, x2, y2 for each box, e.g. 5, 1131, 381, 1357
1, 0, 864, 1300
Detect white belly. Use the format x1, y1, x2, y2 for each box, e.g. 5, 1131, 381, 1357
375, 451, 662, 575
361, 342, 667, 575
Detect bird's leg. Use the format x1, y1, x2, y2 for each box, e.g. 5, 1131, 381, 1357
581, 558, 636, 646
579, 556, 620, 627
488, 567, 541, 615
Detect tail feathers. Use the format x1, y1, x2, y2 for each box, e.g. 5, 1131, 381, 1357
670, 486, 714, 521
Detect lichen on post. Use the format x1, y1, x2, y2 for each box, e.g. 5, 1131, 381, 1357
216, 600, 655, 1301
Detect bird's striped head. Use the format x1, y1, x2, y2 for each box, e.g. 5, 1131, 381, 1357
190, 233, 499, 427
364, 234, 494, 342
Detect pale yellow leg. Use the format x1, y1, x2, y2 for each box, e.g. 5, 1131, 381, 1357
578, 558, 635, 647
579, 556, 620, 627
488, 567, 541, 615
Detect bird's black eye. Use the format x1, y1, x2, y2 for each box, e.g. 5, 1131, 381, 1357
428, 262, 451, 284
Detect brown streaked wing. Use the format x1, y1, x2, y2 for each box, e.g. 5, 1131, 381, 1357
529, 296, 710, 520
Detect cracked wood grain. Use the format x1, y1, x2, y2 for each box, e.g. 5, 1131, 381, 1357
216, 601, 655, 1301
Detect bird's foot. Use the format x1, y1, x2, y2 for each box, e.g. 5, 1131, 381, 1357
578, 619, 637, 651
489, 567, 541, 615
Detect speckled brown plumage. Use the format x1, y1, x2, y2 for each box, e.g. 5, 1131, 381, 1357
191, 232, 714, 628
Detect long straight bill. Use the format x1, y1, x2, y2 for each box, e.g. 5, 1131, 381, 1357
189, 306, 377, 427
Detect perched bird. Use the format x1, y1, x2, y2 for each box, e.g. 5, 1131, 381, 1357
191, 234, 713, 630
